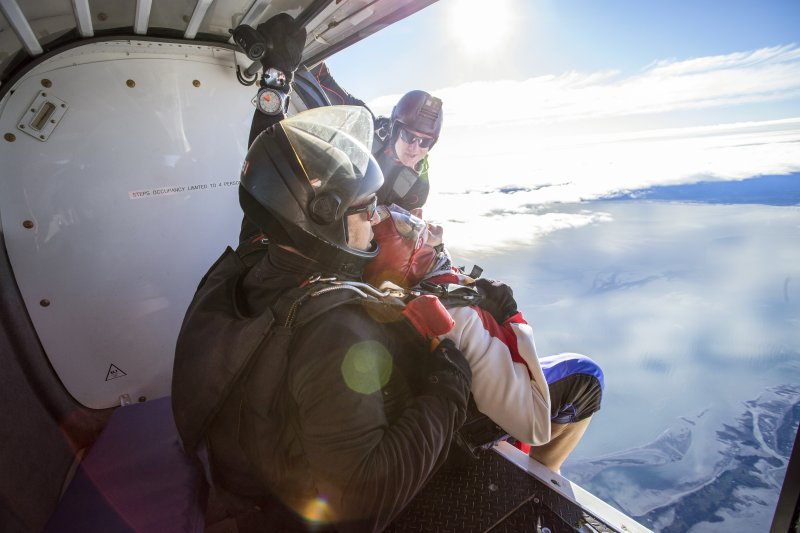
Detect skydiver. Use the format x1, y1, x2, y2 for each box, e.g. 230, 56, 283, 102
362, 204, 605, 472
173, 106, 472, 531
312, 62, 442, 211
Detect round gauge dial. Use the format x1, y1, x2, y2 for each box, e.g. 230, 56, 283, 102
256, 87, 285, 115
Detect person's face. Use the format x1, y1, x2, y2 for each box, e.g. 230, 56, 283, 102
345, 196, 380, 251
394, 127, 433, 169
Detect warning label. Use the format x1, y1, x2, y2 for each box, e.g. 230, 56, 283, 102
128, 180, 239, 200
105, 364, 127, 381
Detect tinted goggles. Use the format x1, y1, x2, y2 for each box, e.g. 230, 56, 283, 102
398, 128, 435, 148
344, 195, 378, 221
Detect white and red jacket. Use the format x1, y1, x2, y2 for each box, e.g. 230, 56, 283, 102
441, 307, 551, 445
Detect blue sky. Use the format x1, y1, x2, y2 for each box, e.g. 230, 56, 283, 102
328, 0, 800, 102
325, 0, 800, 251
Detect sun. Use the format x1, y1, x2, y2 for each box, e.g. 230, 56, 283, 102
445, 0, 515, 57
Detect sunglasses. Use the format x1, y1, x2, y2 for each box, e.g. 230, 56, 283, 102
344, 196, 378, 221
398, 128, 435, 148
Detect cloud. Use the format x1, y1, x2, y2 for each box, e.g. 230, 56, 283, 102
430, 207, 612, 254
371, 44, 800, 124
368, 45, 800, 251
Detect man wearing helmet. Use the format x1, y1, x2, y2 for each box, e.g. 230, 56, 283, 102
173, 106, 472, 531
312, 63, 442, 211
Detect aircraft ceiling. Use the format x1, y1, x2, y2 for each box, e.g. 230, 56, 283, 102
0, 0, 438, 86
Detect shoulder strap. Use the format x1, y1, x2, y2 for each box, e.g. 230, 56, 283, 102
275, 281, 405, 329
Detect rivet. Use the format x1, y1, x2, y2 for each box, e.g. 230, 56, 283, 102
30, 108, 36, 113
97, 12, 107, 21
41, 92, 46, 97
23, 220, 34, 229
193, 80, 201, 87
488, 483, 498, 492
39, 135, 45, 140
41, 79, 52, 88
60, 103, 66, 108
4, 133, 16, 142
138, 396, 147, 402
40, 299, 51, 307
18, 124, 25, 129
533, 497, 540, 504
126, 79, 135, 88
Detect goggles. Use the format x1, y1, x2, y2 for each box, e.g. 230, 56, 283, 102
398, 127, 435, 149
343, 195, 378, 221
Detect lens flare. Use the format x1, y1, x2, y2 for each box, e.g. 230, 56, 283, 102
341, 341, 393, 394
300, 495, 333, 524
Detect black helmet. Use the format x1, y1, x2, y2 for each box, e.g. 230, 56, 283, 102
239, 106, 384, 277
390, 90, 443, 146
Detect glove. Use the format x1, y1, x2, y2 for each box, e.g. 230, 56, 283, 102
402, 295, 454, 340
374, 116, 392, 143
420, 338, 472, 424
256, 14, 306, 83
474, 278, 519, 323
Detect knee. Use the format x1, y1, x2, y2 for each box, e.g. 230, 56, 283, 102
569, 353, 604, 391
545, 352, 605, 392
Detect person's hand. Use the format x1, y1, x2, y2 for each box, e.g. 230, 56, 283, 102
374, 116, 392, 142
420, 339, 472, 425
474, 278, 519, 323
425, 222, 443, 248
256, 14, 306, 83
402, 295, 454, 340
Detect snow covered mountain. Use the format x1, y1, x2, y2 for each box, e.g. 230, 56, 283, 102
562, 385, 800, 532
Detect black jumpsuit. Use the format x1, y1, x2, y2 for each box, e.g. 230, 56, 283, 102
200, 246, 463, 531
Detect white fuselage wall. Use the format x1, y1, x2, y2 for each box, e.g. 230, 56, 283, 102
0, 40, 255, 408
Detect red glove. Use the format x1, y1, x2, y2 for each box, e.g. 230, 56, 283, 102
402, 295, 454, 340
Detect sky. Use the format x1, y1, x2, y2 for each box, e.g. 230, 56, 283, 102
322, 5, 800, 526
325, 0, 800, 251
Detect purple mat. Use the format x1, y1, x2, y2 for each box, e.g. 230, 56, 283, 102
45, 396, 205, 532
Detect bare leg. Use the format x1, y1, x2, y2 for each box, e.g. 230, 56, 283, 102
529, 416, 593, 472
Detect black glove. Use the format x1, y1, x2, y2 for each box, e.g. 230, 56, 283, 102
474, 278, 519, 323
374, 116, 392, 143
421, 339, 472, 424
256, 14, 306, 84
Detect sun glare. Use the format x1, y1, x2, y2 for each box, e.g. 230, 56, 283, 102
446, 0, 515, 57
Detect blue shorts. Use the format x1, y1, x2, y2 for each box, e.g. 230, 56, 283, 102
540, 353, 604, 424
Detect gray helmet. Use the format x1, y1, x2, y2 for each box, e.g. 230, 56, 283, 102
239, 106, 384, 277
390, 90, 443, 146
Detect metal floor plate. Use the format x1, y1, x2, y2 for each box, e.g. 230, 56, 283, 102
386, 448, 618, 533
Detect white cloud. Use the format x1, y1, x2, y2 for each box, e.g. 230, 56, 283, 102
436, 44, 800, 124
369, 45, 800, 251
371, 45, 800, 124
427, 207, 612, 254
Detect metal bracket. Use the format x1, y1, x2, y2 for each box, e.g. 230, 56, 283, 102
17, 91, 68, 142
